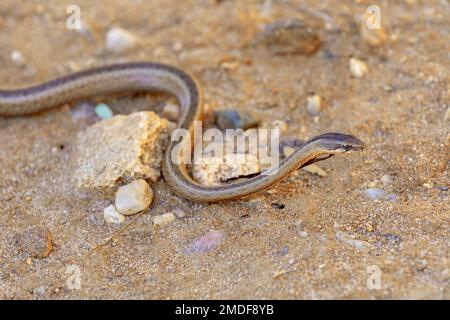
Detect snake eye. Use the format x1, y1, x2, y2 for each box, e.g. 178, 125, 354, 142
342, 144, 353, 151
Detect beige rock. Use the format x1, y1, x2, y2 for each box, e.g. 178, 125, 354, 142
115, 179, 153, 215
152, 212, 176, 226
193, 154, 260, 186
74, 111, 169, 190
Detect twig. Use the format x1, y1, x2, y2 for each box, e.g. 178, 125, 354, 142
87, 210, 146, 256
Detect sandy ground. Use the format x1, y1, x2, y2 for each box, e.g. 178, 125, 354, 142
0, 0, 448, 299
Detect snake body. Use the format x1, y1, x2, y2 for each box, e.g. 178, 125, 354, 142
0, 62, 366, 202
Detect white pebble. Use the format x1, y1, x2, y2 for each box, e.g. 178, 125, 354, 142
103, 205, 125, 224
115, 180, 153, 215
105, 27, 139, 53
349, 57, 368, 78
152, 212, 176, 226
11, 50, 26, 66
306, 94, 322, 116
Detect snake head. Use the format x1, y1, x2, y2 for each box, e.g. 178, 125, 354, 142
310, 132, 367, 154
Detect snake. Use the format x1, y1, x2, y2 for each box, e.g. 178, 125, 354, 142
0, 62, 366, 202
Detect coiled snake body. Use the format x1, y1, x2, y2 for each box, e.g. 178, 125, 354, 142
0, 62, 366, 202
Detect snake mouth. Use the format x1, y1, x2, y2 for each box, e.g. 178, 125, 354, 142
338, 141, 367, 153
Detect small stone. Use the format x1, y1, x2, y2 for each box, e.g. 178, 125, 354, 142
306, 94, 322, 116
74, 111, 169, 190
349, 57, 369, 78
152, 212, 176, 226
94, 103, 113, 119
384, 85, 394, 92
34, 286, 46, 296
105, 27, 139, 53
172, 208, 187, 218
423, 182, 433, 189
26, 257, 33, 265
255, 18, 323, 55
380, 174, 391, 185
364, 188, 397, 201
115, 180, 153, 215
14, 227, 53, 259
185, 230, 224, 254
277, 246, 289, 256
10, 50, 26, 66
193, 154, 260, 186
298, 231, 309, 238
162, 102, 180, 121
103, 205, 125, 224
71, 103, 100, 123
215, 110, 260, 130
